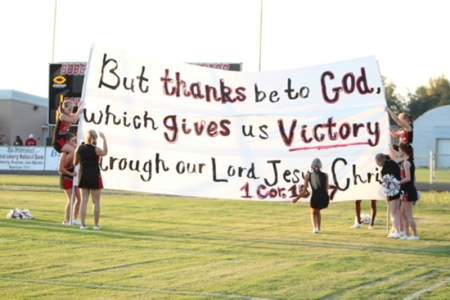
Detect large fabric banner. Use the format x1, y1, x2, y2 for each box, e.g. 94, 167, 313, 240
79, 44, 390, 201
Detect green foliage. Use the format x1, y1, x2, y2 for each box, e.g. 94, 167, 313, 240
383, 77, 407, 125
407, 75, 450, 119
1, 175, 450, 299
384, 75, 450, 119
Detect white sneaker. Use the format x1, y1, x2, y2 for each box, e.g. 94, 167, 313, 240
387, 232, 401, 238
399, 231, 405, 236
408, 236, 419, 240
368, 226, 374, 230
80, 225, 88, 230
399, 235, 410, 240
62, 221, 71, 226
93, 225, 101, 230
72, 219, 81, 225
313, 228, 319, 233
350, 223, 362, 229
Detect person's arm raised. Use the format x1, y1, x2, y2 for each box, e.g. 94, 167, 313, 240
95, 132, 108, 156
385, 107, 411, 131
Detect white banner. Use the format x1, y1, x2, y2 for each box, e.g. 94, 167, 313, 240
79, 44, 390, 201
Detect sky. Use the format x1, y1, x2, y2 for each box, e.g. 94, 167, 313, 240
1, 0, 449, 99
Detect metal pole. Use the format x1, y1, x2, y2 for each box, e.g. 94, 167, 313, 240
386, 203, 389, 234
258, 0, 263, 71
69, 184, 74, 225
51, 0, 57, 63
429, 151, 434, 184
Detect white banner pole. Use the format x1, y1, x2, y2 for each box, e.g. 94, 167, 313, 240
69, 184, 74, 225
386, 203, 389, 233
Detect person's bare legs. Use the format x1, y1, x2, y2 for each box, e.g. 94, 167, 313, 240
80, 188, 90, 226
72, 187, 81, 220
355, 200, 362, 224
310, 208, 321, 232
401, 203, 409, 236
370, 200, 377, 227
403, 202, 417, 237
398, 200, 404, 233
63, 189, 72, 222
60, 143, 75, 158
91, 189, 101, 227
350, 200, 363, 229
389, 199, 401, 234
310, 208, 316, 230
317, 210, 321, 231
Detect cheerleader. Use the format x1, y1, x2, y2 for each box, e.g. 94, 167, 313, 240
292, 158, 330, 233
398, 143, 419, 240
375, 153, 402, 238
386, 107, 413, 145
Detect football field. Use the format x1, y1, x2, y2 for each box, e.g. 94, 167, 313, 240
1, 174, 449, 299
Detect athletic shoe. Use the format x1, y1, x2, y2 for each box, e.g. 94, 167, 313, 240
62, 221, 71, 226
399, 235, 410, 240
80, 225, 88, 230
399, 231, 405, 236
368, 226, 374, 230
408, 236, 419, 240
313, 228, 319, 233
93, 225, 101, 230
387, 232, 401, 238
350, 223, 362, 229
72, 219, 81, 225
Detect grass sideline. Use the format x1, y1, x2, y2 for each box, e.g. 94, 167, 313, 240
415, 168, 450, 184
0, 175, 449, 300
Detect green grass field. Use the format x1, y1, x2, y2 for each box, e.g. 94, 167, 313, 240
1, 174, 449, 300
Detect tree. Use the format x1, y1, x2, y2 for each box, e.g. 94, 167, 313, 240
383, 76, 406, 124
407, 75, 450, 118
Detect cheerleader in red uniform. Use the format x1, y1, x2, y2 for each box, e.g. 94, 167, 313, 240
52, 100, 83, 160
58, 133, 81, 225
386, 107, 413, 145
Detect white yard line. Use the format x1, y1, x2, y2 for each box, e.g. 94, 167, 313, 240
0, 276, 273, 300
402, 277, 450, 300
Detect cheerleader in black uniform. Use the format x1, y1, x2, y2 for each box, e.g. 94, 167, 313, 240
398, 143, 419, 240
375, 153, 402, 238
74, 130, 108, 230
292, 158, 330, 233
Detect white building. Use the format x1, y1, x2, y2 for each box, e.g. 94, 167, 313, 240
414, 105, 450, 168
0, 90, 48, 146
